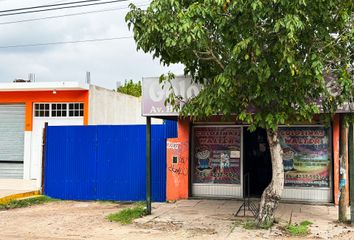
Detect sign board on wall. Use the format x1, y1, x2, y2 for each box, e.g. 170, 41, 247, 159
142, 76, 202, 116
193, 127, 241, 184
279, 126, 330, 188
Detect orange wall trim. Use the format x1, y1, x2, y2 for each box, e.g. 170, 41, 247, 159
0, 90, 89, 131
166, 119, 190, 201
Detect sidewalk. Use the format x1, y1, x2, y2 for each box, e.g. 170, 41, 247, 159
135, 199, 353, 239
0, 179, 39, 203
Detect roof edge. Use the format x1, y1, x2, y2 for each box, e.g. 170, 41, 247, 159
0, 81, 89, 92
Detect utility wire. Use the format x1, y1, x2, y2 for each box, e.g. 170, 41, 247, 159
0, 36, 133, 49
0, 3, 148, 25
0, 0, 130, 17
0, 0, 31, 1
0, 0, 104, 13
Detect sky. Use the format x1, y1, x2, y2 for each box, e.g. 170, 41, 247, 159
0, 0, 184, 89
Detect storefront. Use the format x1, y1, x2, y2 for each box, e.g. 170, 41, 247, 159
189, 124, 332, 202
143, 76, 342, 204
192, 125, 243, 198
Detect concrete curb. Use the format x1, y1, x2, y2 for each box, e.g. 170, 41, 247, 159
0, 190, 41, 204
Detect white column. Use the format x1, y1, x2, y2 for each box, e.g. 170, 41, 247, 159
23, 131, 32, 180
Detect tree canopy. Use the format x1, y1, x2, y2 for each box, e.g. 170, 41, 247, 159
117, 80, 142, 97
127, 0, 353, 226
126, 0, 353, 128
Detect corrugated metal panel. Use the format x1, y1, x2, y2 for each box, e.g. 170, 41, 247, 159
44, 124, 168, 202
282, 188, 332, 202
44, 126, 98, 200
0, 104, 25, 179
0, 163, 23, 179
164, 120, 178, 138
96, 126, 146, 201
152, 125, 167, 201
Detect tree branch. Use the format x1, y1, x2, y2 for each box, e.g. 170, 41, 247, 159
208, 48, 225, 70
192, 49, 225, 70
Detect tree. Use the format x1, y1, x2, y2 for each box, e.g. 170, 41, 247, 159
117, 80, 142, 97
126, 0, 354, 226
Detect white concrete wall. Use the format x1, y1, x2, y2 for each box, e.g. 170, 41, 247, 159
23, 131, 32, 180
88, 85, 162, 125
31, 117, 84, 188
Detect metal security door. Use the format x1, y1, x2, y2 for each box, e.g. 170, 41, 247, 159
0, 104, 25, 179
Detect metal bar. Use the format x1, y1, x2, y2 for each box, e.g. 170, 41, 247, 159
235, 171, 258, 217
247, 173, 250, 204
0, 161, 23, 164
349, 123, 354, 223
146, 117, 152, 215
41, 122, 48, 192
189, 122, 193, 198
244, 173, 247, 216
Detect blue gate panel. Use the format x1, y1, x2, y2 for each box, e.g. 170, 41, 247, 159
151, 126, 167, 202
164, 120, 178, 138
96, 126, 146, 201
44, 122, 172, 202
45, 126, 98, 200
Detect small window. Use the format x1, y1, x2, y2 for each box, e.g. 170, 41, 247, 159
51, 103, 67, 118
34, 103, 83, 118
69, 103, 84, 117
35, 103, 50, 117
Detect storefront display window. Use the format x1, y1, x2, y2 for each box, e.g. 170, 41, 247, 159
193, 126, 241, 184
279, 126, 330, 188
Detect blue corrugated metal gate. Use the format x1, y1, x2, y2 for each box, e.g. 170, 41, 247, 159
44, 121, 177, 202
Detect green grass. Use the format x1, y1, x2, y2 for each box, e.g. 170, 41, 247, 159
232, 218, 273, 231
0, 196, 57, 210
107, 202, 147, 225
243, 220, 258, 230
284, 220, 313, 236
241, 219, 273, 230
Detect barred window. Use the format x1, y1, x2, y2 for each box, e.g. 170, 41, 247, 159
34, 103, 84, 118
52, 103, 67, 117
34, 103, 50, 117
69, 103, 84, 117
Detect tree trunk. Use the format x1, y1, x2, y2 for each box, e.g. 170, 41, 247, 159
339, 117, 348, 222
255, 128, 284, 227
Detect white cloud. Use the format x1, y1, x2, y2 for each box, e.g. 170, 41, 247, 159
0, 0, 184, 89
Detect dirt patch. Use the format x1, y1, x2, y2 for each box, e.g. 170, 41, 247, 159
1, 200, 354, 240
138, 220, 183, 232
186, 227, 217, 236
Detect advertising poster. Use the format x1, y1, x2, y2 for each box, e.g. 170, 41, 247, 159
193, 127, 241, 184
279, 127, 330, 188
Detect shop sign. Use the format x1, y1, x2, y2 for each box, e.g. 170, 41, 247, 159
193, 127, 241, 184
142, 76, 201, 116
279, 126, 330, 188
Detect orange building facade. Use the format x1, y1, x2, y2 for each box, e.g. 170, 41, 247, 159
143, 76, 349, 205
0, 90, 89, 131
0, 81, 146, 189
0, 82, 90, 186
165, 117, 348, 206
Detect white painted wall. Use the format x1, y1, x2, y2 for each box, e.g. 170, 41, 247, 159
30, 117, 83, 188
88, 85, 162, 125
23, 132, 32, 180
